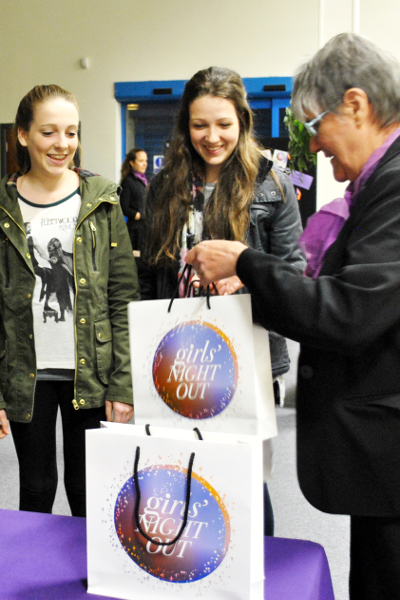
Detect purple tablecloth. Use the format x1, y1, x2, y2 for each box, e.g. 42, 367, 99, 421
264, 536, 335, 600
0, 508, 334, 599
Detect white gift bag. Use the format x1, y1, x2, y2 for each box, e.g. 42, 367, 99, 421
128, 294, 276, 439
86, 423, 264, 600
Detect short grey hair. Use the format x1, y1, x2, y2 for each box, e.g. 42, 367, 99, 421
292, 33, 400, 128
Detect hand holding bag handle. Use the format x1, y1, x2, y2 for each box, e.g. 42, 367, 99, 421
133, 426, 203, 546
168, 262, 217, 313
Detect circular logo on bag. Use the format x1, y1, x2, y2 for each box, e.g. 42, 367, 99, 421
152, 322, 238, 419
114, 464, 230, 582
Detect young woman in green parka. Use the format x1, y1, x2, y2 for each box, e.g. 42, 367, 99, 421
0, 85, 139, 516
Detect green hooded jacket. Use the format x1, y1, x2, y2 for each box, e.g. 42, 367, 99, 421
0, 169, 140, 423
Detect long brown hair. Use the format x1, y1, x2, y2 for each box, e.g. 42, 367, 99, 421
147, 67, 260, 265
14, 84, 81, 175
120, 147, 146, 183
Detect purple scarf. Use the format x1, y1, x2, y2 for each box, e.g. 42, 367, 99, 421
299, 128, 400, 278
132, 169, 148, 187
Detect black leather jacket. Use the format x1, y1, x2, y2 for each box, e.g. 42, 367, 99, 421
246, 158, 305, 376
140, 157, 305, 377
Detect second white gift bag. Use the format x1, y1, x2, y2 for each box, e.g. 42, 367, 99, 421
128, 294, 277, 438
86, 423, 264, 600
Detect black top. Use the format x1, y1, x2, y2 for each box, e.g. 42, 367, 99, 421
120, 171, 147, 251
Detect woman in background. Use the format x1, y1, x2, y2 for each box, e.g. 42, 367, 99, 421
0, 85, 139, 517
139, 66, 305, 534
120, 148, 148, 271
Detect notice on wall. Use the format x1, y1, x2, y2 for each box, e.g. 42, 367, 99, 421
289, 170, 314, 190
153, 155, 165, 174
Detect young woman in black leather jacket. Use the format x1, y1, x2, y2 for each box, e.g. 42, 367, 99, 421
139, 67, 305, 536
140, 67, 305, 383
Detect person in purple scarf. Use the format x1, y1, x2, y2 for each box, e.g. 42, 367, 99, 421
186, 33, 400, 600
120, 148, 148, 269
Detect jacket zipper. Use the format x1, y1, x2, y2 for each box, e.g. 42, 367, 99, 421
89, 220, 97, 271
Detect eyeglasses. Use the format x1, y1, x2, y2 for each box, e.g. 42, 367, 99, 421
304, 111, 329, 137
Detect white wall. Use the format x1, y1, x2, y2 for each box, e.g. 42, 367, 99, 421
0, 0, 319, 181
1, 0, 400, 209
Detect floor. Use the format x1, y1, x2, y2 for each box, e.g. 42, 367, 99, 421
0, 340, 350, 599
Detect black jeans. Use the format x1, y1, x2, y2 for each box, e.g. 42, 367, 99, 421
10, 380, 106, 517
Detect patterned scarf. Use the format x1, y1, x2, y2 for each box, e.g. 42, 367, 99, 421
178, 175, 209, 297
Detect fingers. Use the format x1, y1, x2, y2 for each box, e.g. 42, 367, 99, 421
0, 410, 10, 439
190, 274, 202, 288
111, 402, 134, 424
186, 240, 246, 286
105, 400, 113, 422
215, 275, 244, 296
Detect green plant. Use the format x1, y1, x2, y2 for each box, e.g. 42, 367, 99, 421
284, 107, 317, 173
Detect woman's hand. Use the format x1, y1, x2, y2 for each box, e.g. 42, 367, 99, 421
186, 240, 247, 286
105, 400, 133, 423
188, 273, 242, 295
0, 409, 10, 439
214, 275, 244, 295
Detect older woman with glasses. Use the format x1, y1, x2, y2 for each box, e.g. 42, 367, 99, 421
186, 33, 400, 599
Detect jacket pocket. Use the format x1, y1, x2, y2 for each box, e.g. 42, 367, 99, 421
89, 220, 97, 271
2, 238, 10, 288
250, 192, 281, 224
94, 318, 113, 385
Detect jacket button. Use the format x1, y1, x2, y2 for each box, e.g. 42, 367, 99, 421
26, 253, 31, 259
300, 365, 313, 379
25, 413, 31, 420
79, 399, 86, 405
80, 358, 86, 365
29, 373, 35, 379
80, 278, 86, 285
4, 222, 10, 228
80, 318, 86, 324
27, 293, 32, 299
77, 237, 82, 243
29, 334, 33, 339
86, 202, 92, 207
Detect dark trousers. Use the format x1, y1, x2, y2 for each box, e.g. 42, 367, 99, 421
10, 380, 106, 517
350, 515, 400, 599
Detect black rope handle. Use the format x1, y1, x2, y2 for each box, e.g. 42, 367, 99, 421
167, 262, 220, 312
187, 279, 198, 297
168, 263, 193, 312
133, 446, 195, 546
145, 424, 151, 436
193, 427, 203, 440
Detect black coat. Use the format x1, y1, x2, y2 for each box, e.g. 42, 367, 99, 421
237, 135, 400, 517
120, 172, 146, 251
